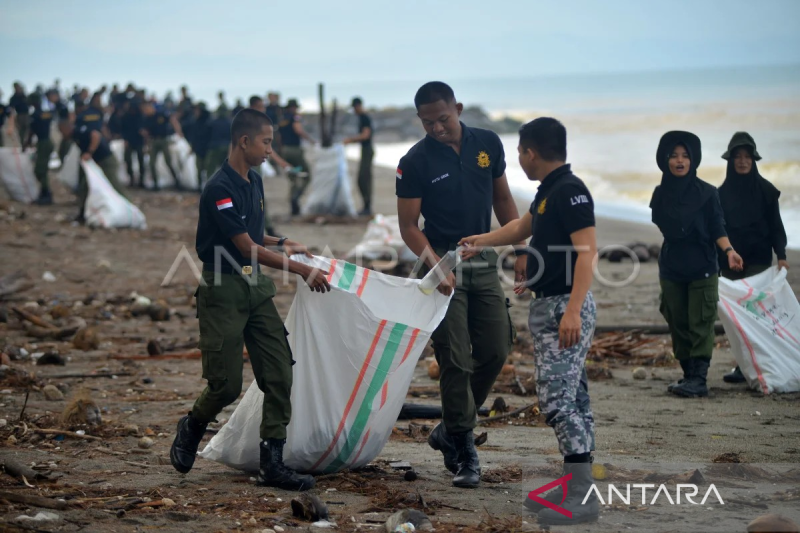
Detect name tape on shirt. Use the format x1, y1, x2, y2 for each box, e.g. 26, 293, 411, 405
216, 198, 233, 210
396, 168, 403, 180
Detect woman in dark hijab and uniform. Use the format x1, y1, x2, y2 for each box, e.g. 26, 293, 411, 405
717, 132, 789, 384
650, 131, 744, 398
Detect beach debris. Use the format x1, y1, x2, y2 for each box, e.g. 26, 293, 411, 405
0, 271, 34, 299
73, 327, 100, 350
291, 493, 329, 522
37, 351, 66, 366
589, 331, 663, 364
15, 511, 61, 523
427, 360, 439, 380
747, 514, 799, 533
61, 389, 102, 426
42, 271, 56, 283
384, 509, 433, 532
404, 470, 418, 481
138, 437, 155, 449
713, 452, 743, 463
632, 367, 647, 380
489, 396, 507, 417
42, 384, 64, 401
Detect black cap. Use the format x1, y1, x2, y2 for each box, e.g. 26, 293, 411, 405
285, 98, 300, 109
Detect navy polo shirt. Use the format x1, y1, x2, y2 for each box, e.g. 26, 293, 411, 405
278, 114, 302, 147
30, 108, 54, 141
396, 122, 506, 244
75, 124, 112, 163
9, 93, 29, 115
526, 164, 595, 296
145, 110, 170, 138
77, 107, 104, 132
196, 161, 265, 268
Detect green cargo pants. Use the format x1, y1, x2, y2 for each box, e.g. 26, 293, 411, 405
357, 145, 374, 211
124, 143, 145, 186
659, 275, 718, 361
720, 263, 770, 281
58, 137, 72, 163
15, 114, 30, 146
148, 137, 177, 187
204, 146, 228, 178
191, 270, 294, 440
282, 145, 311, 202
424, 246, 514, 433
77, 154, 129, 217
34, 138, 54, 192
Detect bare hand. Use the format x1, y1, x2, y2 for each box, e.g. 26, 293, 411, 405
81, 152, 92, 161
513, 255, 528, 295
437, 272, 456, 296
728, 250, 744, 272
284, 240, 313, 258
457, 235, 484, 260
558, 310, 582, 349
302, 266, 330, 293
778, 259, 790, 271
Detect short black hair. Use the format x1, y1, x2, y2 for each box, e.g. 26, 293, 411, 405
351, 97, 363, 107
230, 108, 272, 146
518, 117, 567, 162
414, 81, 455, 109
249, 95, 263, 108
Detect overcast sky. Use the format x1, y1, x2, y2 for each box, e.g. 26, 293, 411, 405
2, 0, 799, 105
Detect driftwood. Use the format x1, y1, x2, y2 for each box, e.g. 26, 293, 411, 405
110, 351, 201, 361
26, 323, 84, 340
11, 307, 56, 329
32, 428, 102, 441
40, 372, 132, 380
594, 324, 724, 335
1, 457, 47, 481
0, 271, 34, 299
0, 490, 69, 510
476, 402, 538, 425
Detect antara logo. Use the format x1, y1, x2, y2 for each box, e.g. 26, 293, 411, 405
583, 483, 725, 506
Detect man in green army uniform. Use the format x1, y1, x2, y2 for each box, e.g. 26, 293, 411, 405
278, 99, 316, 215
26, 97, 55, 205
141, 102, 183, 190
396, 82, 526, 488
204, 107, 232, 180
169, 108, 330, 491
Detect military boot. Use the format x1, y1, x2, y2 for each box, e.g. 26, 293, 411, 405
451, 430, 480, 488
538, 462, 599, 525
256, 439, 315, 491
667, 359, 691, 393
671, 358, 710, 398
427, 422, 459, 474
723, 366, 746, 383
169, 412, 208, 474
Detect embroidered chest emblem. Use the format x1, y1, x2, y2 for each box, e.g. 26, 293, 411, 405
477, 151, 490, 168
537, 198, 547, 215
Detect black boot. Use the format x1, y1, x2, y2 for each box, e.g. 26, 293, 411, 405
290, 197, 301, 216
723, 366, 746, 383
667, 359, 691, 393
537, 462, 599, 525
450, 430, 480, 488
523, 478, 564, 513
169, 412, 208, 474
256, 439, 315, 491
427, 422, 459, 474
671, 358, 710, 398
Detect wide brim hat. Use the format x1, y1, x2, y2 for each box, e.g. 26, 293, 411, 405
721, 131, 762, 161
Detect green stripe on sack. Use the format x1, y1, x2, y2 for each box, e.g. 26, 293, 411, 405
323, 322, 407, 473
338, 262, 357, 291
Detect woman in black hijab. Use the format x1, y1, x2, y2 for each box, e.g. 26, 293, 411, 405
717, 132, 789, 384
650, 131, 743, 398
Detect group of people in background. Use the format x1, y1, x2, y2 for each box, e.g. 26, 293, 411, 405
0, 81, 376, 230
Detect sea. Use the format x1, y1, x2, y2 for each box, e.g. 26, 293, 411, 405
327, 65, 800, 249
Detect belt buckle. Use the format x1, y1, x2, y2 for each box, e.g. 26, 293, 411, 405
242, 266, 253, 275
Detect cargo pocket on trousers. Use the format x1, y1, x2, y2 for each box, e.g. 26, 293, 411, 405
505, 298, 517, 348
199, 335, 226, 381
701, 289, 718, 322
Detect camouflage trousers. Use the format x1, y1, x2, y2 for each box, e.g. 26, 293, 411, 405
529, 292, 596, 457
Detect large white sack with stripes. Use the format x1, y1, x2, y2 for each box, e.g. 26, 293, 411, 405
302, 144, 357, 217
717, 266, 800, 394
199, 255, 451, 473
0, 147, 40, 203
82, 160, 147, 229
58, 144, 81, 192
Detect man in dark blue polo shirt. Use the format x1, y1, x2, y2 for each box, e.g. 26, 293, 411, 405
396, 82, 526, 489
460, 118, 599, 525
170, 108, 330, 492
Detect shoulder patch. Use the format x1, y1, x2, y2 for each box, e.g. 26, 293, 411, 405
396, 168, 403, 180
216, 198, 233, 210
537, 198, 547, 215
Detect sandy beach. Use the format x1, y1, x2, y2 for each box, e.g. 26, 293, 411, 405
0, 155, 798, 533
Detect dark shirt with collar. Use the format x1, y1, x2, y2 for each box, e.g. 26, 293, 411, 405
30, 108, 54, 141
265, 104, 282, 127
526, 164, 595, 296
395, 122, 506, 244
278, 114, 302, 147
9, 93, 29, 115
77, 106, 104, 132
121, 106, 144, 147
74, 122, 112, 163
208, 115, 232, 149
357, 113, 373, 149
196, 161, 265, 268
145, 110, 171, 139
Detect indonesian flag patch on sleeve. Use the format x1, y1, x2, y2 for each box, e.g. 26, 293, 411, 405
216, 198, 233, 210
396, 168, 403, 180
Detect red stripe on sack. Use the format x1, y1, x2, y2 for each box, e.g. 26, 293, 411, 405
356, 269, 370, 297
349, 429, 371, 467
380, 381, 388, 409
326, 259, 338, 283
721, 299, 769, 394
757, 301, 800, 347
12, 147, 33, 202
398, 328, 421, 365
310, 320, 388, 471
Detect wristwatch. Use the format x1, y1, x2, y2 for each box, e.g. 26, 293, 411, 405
513, 246, 528, 257
277, 237, 288, 252
724, 246, 734, 255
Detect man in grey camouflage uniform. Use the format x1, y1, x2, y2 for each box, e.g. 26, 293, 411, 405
459, 117, 599, 525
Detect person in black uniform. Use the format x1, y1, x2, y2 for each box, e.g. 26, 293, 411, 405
26, 98, 55, 205
396, 82, 525, 488
9, 82, 30, 146
205, 108, 232, 178
122, 99, 146, 187
141, 102, 182, 190
232, 98, 244, 117
717, 131, 789, 384
343, 97, 374, 216
169, 108, 331, 491
278, 98, 316, 215
189, 102, 211, 191
650, 131, 743, 398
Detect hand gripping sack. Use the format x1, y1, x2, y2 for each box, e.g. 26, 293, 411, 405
717, 266, 800, 394
82, 160, 147, 229
0, 147, 40, 203
199, 255, 452, 473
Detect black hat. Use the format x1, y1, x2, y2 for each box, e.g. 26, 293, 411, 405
285, 98, 300, 109
721, 131, 762, 161
656, 131, 702, 173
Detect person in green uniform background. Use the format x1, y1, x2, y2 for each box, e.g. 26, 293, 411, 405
169, 108, 331, 491
343, 97, 374, 216
278, 98, 316, 215
9, 82, 30, 146
141, 102, 182, 190
26, 97, 55, 205
396, 82, 526, 488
